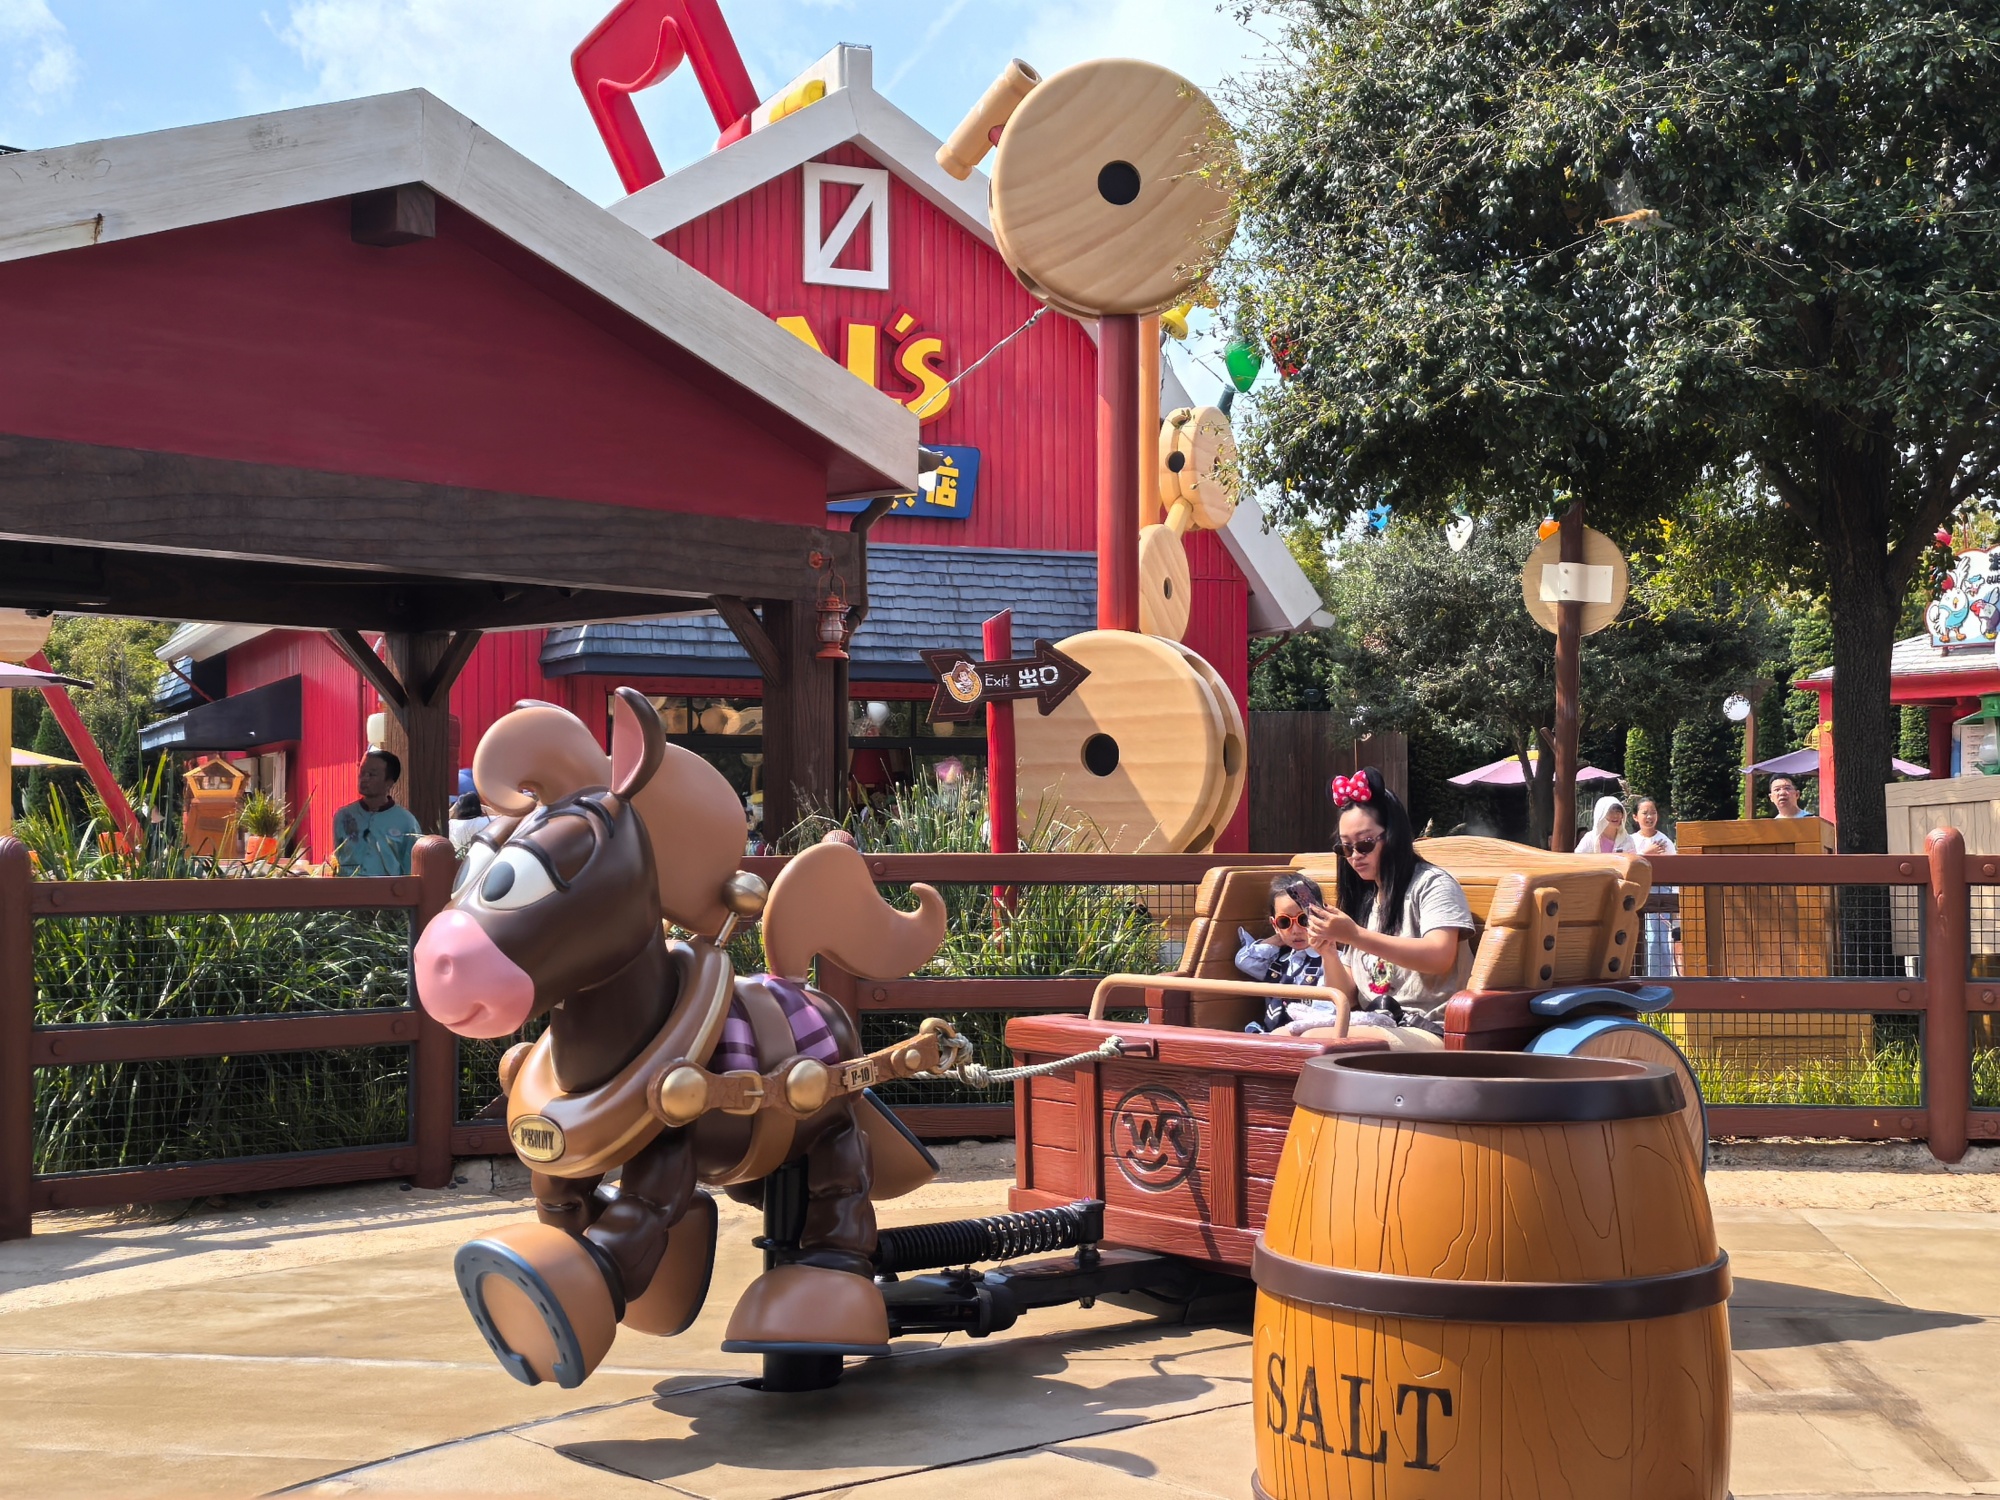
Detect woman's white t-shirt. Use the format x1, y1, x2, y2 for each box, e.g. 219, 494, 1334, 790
1342, 862, 1476, 1021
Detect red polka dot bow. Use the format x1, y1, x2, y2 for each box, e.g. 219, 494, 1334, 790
1330, 773, 1372, 807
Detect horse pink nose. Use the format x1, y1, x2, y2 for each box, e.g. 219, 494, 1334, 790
414, 910, 537, 1038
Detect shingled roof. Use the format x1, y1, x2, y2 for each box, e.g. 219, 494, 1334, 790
541, 544, 1095, 681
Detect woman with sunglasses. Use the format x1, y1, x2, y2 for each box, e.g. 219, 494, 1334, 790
1303, 766, 1475, 1039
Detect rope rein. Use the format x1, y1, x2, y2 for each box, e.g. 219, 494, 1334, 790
915, 1033, 1127, 1089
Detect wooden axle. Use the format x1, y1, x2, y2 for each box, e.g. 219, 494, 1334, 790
640, 1019, 967, 1130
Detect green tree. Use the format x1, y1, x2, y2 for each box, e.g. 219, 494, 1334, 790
17, 618, 173, 817
1899, 706, 1931, 768
1303, 518, 1768, 847
1225, 0, 2000, 853
1624, 725, 1668, 812
1671, 715, 1738, 823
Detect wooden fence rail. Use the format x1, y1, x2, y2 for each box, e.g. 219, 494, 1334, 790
6, 834, 2000, 1239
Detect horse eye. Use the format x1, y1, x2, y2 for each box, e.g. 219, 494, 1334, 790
481, 848, 556, 910
454, 842, 497, 895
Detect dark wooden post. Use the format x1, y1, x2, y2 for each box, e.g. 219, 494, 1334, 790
410, 835, 459, 1189
1097, 313, 1140, 632
382, 632, 455, 836
1927, 826, 1971, 1163
0, 838, 32, 1240
1551, 502, 1584, 850
760, 599, 842, 843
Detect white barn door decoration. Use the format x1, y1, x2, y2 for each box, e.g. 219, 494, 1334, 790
802, 162, 890, 289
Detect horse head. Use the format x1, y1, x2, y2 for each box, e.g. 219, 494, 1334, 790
415, 688, 667, 1038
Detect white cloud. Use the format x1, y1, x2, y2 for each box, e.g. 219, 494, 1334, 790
1, 0, 80, 113
1017, 0, 1270, 95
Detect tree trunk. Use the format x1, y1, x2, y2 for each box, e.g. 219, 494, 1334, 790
1814, 424, 1902, 857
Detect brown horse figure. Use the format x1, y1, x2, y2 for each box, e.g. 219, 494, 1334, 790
415, 688, 945, 1388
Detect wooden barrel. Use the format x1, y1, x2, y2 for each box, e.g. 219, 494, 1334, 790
1252, 1051, 1730, 1499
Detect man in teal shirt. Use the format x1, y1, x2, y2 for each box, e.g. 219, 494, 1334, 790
333, 750, 422, 876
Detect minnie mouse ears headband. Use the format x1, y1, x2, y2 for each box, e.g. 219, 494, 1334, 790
1330, 772, 1372, 808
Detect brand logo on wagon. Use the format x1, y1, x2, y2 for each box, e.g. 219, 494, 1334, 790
1111, 1085, 1198, 1192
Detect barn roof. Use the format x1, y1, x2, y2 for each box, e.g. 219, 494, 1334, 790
0, 89, 915, 500
541, 544, 1097, 681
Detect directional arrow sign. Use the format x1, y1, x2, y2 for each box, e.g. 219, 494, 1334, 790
918, 639, 1090, 723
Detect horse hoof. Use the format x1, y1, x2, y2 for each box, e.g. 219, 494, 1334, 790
455, 1223, 618, 1388
720, 1264, 890, 1356
622, 1192, 718, 1337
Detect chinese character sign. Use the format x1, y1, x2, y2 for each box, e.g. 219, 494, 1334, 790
829, 445, 980, 520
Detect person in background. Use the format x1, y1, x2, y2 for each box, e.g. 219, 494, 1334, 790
1629, 797, 1679, 977
1575, 795, 1634, 854
333, 749, 421, 876
447, 770, 491, 854
1770, 776, 1814, 817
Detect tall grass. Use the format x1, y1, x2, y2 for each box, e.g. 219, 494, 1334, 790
20, 776, 416, 1173
784, 772, 1168, 979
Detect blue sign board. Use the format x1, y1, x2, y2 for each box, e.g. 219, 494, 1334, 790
829, 444, 979, 520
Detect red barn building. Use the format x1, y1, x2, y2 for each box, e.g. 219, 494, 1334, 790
147, 45, 1323, 854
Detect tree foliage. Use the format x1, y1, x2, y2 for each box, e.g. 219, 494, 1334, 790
16, 617, 172, 817
1293, 517, 1771, 846
1223, 0, 2000, 852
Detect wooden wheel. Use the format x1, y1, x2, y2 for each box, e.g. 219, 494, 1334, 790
990, 60, 1239, 317
1159, 406, 1238, 530
1013, 630, 1225, 852
1528, 1016, 1709, 1172
1162, 638, 1245, 851
1137, 524, 1192, 641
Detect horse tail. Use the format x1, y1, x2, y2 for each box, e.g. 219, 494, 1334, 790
762, 840, 946, 982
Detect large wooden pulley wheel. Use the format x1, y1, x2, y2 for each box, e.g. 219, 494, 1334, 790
1159, 405, 1239, 529
1014, 631, 1240, 852
989, 60, 1239, 317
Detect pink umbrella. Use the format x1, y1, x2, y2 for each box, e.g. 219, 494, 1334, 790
0, 662, 92, 690
1448, 754, 1623, 787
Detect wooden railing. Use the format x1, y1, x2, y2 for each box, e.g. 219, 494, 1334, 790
9, 831, 2000, 1239
0, 836, 456, 1239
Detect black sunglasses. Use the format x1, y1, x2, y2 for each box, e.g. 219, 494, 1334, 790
1336, 835, 1382, 859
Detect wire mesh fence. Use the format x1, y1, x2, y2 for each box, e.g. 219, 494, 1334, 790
35, 908, 412, 1024
34, 1044, 414, 1174
912, 881, 1197, 978
1651, 1011, 1923, 1108
1636, 885, 1923, 980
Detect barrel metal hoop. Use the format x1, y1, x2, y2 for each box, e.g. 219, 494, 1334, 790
1252, 1241, 1731, 1324
1293, 1051, 1683, 1122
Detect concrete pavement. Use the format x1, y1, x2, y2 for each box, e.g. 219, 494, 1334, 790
3, 1142, 2000, 1498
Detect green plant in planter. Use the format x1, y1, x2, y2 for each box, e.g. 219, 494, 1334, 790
237, 790, 287, 841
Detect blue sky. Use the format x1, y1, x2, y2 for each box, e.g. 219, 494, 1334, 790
1, 1, 1277, 204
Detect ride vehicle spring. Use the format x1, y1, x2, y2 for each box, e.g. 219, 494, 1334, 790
873, 1200, 1104, 1274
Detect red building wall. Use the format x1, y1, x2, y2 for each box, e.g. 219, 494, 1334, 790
0, 201, 828, 526
658, 142, 1254, 847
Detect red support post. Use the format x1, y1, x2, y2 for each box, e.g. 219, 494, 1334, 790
27, 653, 142, 852
1926, 825, 1970, 1163
984, 610, 1018, 921
410, 835, 460, 1189
0, 839, 32, 1240
1097, 313, 1141, 632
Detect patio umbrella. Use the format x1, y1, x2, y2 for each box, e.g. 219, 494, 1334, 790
1743, 747, 1928, 779
12, 748, 81, 769
1448, 755, 1623, 787
0, 662, 92, 690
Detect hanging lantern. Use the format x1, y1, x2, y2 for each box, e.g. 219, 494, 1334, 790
815, 577, 855, 662
1224, 339, 1264, 392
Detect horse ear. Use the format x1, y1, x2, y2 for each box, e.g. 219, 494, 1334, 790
609, 687, 666, 800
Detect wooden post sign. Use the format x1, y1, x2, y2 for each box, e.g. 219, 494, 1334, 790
918, 640, 1089, 724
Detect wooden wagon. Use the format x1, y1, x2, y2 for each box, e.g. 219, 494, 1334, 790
1005, 837, 1703, 1274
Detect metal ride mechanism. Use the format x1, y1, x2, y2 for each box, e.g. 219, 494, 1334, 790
724, 1020, 1222, 1393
